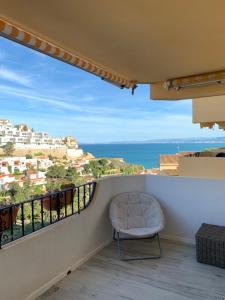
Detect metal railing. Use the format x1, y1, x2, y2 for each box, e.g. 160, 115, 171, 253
0, 181, 97, 248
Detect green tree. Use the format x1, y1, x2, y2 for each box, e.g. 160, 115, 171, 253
46, 181, 61, 192
46, 165, 67, 179
48, 154, 54, 161
25, 153, 33, 159
66, 167, 78, 182
84, 159, 111, 178
8, 180, 33, 203
34, 152, 44, 156
14, 169, 21, 175
8, 182, 20, 197
3, 142, 15, 156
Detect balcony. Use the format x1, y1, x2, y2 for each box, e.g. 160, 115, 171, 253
0, 175, 225, 300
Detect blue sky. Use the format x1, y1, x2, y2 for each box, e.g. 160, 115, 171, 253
0, 37, 223, 143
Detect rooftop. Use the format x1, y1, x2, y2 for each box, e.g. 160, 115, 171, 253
160, 155, 180, 165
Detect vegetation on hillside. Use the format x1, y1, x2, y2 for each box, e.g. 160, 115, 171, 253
2, 142, 15, 156
0, 157, 144, 206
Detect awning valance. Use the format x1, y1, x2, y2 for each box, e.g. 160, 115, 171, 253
200, 122, 225, 130
0, 18, 136, 90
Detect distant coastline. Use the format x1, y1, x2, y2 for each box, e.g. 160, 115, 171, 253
80, 136, 225, 145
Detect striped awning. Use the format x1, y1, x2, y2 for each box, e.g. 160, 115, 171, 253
0, 18, 136, 90
2, 0, 225, 100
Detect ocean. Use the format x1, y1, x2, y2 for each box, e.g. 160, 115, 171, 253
80, 143, 225, 169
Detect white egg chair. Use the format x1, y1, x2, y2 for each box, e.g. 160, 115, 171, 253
109, 192, 165, 260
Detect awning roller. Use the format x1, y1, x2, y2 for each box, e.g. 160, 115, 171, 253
164, 71, 225, 90
0, 18, 136, 89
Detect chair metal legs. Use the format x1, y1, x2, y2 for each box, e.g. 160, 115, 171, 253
113, 229, 162, 261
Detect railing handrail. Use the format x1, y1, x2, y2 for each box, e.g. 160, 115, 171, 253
0, 181, 97, 248
0, 181, 97, 210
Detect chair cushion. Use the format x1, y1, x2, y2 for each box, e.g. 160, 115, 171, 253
109, 192, 164, 237
120, 226, 161, 238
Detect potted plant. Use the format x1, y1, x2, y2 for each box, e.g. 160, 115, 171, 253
43, 183, 75, 212
0, 195, 20, 232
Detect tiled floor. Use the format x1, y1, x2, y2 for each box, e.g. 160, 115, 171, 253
38, 239, 225, 300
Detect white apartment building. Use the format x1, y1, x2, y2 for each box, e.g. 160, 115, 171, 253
0, 119, 71, 148
0, 156, 53, 175
0, 174, 16, 190
0, 120, 84, 158
0, 157, 27, 174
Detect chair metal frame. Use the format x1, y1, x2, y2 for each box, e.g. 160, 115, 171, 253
113, 229, 162, 261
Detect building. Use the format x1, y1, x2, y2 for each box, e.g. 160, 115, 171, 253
178, 148, 225, 179
35, 156, 53, 170
159, 155, 180, 175
0, 156, 53, 175
0, 156, 27, 174
0, 119, 83, 158
0, 119, 63, 147
192, 95, 225, 130
159, 152, 194, 176
0, 174, 15, 190
159, 148, 225, 179
26, 170, 46, 185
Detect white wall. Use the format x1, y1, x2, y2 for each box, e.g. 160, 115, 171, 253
145, 175, 225, 244
179, 157, 225, 179
67, 148, 83, 158
192, 95, 225, 123
1, 175, 225, 300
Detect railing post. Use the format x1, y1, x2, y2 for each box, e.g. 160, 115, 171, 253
10, 206, 14, 241
40, 198, 44, 228
71, 188, 74, 214
0, 209, 2, 249
21, 203, 25, 236
64, 191, 67, 217
31, 200, 35, 232
78, 187, 80, 214
89, 183, 91, 201
56, 192, 61, 221
49, 195, 52, 224
83, 185, 86, 208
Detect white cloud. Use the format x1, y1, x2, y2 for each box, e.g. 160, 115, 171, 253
0, 84, 137, 116
0, 66, 31, 86
0, 50, 5, 61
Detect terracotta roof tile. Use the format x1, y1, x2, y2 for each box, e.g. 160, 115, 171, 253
160, 155, 180, 165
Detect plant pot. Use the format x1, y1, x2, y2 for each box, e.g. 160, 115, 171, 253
43, 188, 74, 212
0, 205, 20, 231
